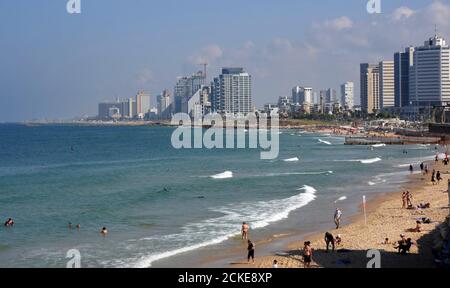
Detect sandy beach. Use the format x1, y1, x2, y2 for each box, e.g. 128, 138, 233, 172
227, 160, 450, 269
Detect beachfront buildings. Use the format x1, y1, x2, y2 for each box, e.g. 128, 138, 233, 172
98, 98, 136, 120
136, 90, 151, 119
157, 90, 172, 120
409, 35, 450, 107
211, 68, 252, 115
394, 47, 415, 108
360, 63, 380, 114
292, 86, 313, 105
379, 61, 395, 109
173, 71, 206, 114
340, 82, 354, 110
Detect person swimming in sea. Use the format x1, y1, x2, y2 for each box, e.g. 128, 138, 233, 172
101, 227, 108, 236
4, 218, 14, 227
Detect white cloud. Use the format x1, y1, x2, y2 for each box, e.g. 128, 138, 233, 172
188, 44, 223, 65
391, 6, 416, 21
136, 68, 154, 85
323, 16, 353, 31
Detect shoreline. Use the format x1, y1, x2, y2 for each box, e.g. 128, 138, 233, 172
214, 160, 449, 268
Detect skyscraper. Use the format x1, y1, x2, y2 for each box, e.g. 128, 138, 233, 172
136, 90, 151, 118
173, 71, 205, 113
409, 35, 450, 106
340, 82, 354, 110
157, 90, 172, 120
326, 88, 337, 104
360, 63, 380, 114
292, 86, 313, 104
379, 61, 395, 108
394, 47, 415, 108
212, 68, 252, 115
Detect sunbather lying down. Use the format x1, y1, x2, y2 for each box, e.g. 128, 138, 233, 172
406, 221, 422, 233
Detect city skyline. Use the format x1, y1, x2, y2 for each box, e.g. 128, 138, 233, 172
0, 0, 448, 122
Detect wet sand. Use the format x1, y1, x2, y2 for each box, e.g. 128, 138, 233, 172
222, 161, 450, 268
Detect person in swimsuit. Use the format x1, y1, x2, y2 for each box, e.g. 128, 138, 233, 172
241, 222, 250, 240
334, 208, 342, 229
247, 240, 255, 264
4, 218, 14, 227
303, 241, 312, 268
402, 191, 407, 208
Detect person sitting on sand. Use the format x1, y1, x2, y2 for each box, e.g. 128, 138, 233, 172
4, 218, 14, 227
382, 238, 390, 245
100, 227, 108, 236
241, 222, 250, 240
324, 232, 335, 253
272, 260, 278, 268
303, 241, 313, 268
417, 203, 431, 209
247, 240, 255, 264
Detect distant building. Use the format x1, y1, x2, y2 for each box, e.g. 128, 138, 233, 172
379, 61, 395, 109
326, 88, 338, 104
394, 47, 415, 108
277, 96, 291, 114
174, 71, 205, 114
409, 35, 450, 106
157, 90, 172, 120
212, 68, 252, 115
360, 63, 380, 114
98, 98, 136, 120
340, 82, 354, 110
292, 86, 313, 105
136, 90, 151, 119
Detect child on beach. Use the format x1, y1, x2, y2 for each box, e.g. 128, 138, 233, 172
302, 242, 313, 268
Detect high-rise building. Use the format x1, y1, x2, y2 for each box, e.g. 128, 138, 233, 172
98, 98, 136, 119
136, 90, 151, 118
326, 88, 337, 104
157, 90, 172, 120
379, 61, 395, 108
212, 68, 252, 115
360, 63, 380, 114
292, 86, 313, 104
409, 35, 450, 106
340, 82, 354, 110
394, 47, 415, 108
173, 71, 206, 113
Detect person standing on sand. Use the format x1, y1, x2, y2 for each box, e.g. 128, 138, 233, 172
247, 240, 255, 264
402, 191, 407, 208
241, 222, 250, 240
334, 208, 342, 229
432, 170, 436, 185
409, 165, 414, 174
437, 171, 442, 184
406, 191, 413, 207
420, 163, 424, 172
302, 241, 313, 268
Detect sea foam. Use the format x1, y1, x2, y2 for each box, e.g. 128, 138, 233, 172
210, 171, 233, 179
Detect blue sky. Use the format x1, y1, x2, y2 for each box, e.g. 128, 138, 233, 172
0, 0, 446, 121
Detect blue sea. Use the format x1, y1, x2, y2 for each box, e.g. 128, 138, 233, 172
0, 124, 437, 267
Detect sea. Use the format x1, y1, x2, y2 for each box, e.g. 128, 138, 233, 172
0, 124, 439, 267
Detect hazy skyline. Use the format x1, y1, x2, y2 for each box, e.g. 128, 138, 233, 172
1, 0, 449, 122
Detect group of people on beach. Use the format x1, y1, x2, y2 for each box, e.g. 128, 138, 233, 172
241, 222, 255, 264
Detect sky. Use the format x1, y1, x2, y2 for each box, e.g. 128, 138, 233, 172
1, 0, 449, 122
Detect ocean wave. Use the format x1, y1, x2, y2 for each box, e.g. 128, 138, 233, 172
210, 171, 233, 179
335, 157, 382, 164
130, 186, 317, 268
283, 157, 300, 162
334, 196, 347, 203
318, 139, 332, 145
372, 144, 386, 148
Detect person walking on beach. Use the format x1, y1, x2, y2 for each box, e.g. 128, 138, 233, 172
302, 241, 313, 268
409, 165, 414, 174
420, 163, 424, 173
437, 171, 442, 184
432, 170, 436, 185
241, 222, 250, 240
247, 240, 255, 264
334, 208, 342, 229
324, 232, 335, 253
